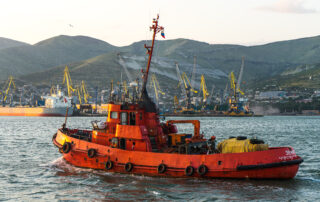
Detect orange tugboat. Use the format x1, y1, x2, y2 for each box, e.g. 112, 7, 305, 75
52, 15, 302, 179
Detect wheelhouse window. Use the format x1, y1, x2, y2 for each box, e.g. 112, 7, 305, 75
120, 112, 128, 125
110, 111, 118, 119
129, 112, 136, 125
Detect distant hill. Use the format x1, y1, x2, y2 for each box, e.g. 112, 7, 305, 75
119, 36, 320, 86
3, 34, 320, 93
18, 52, 178, 91
0, 35, 118, 80
0, 37, 29, 50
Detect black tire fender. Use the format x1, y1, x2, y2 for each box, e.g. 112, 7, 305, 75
157, 163, 167, 174
62, 142, 71, 153
87, 148, 97, 158
105, 160, 113, 170
125, 162, 133, 172
197, 165, 208, 176
185, 166, 194, 176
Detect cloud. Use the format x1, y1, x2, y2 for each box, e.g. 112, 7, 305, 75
258, 0, 317, 14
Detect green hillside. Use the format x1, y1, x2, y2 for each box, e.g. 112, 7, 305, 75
2, 34, 320, 93
18, 51, 178, 89
248, 63, 320, 90
0, 35, 118, 80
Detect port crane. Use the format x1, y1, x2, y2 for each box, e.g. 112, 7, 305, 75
208, 84, 215, 104
122, 80, 134, 101
2, 76, 16, 104
76, 80, 91, 105
229, 57, 245, 103
179, 72, 198, 94
63, 66, 75, 97
76, 86, 82, 105
173, 95, 180, 110
151, 74, 165, 106
226, 57, 252, 115
237, 56, 245, 93
190, 56, 197, 96
175, 63, 198, 113
200, 75, 209, 108
80, 80, 90, 104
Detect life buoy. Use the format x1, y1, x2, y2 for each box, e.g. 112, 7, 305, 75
185, 166, 194, 176
197, 165, 208, 176
157, 163, 167, 174
62, 142, 71, 153
105, 160, 113, 170
125, 162, 133, 172
87, 148, 97, 158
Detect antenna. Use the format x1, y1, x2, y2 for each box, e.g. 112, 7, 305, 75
140, 14, 164, 98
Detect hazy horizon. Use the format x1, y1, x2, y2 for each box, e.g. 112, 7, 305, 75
0, 0, 320, 46
2, 33, 320, 48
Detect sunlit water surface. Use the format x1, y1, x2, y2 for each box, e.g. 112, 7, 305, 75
0, 116, 319, 201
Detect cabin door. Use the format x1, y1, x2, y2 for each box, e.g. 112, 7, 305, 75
119, 138, 126, 150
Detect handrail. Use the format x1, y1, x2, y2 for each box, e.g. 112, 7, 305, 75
166, 120, 200, 138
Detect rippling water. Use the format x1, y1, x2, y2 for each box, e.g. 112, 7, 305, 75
0, 116, 319, 201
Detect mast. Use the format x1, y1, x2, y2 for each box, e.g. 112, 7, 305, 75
140, 14, 164, 98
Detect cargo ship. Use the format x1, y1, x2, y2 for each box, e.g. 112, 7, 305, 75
52, 15, 302, 179
0, 88, 73, 116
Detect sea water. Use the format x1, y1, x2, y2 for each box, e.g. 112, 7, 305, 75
0, 116, 319, 201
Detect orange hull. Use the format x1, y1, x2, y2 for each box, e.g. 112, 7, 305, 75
53, 130, 302, 179
0, 106, 73, 117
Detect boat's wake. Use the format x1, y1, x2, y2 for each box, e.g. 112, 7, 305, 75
44, 157, 93, 175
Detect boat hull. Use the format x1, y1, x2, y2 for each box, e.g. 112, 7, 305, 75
53, 130, 302, 179
0, 107, 73, 117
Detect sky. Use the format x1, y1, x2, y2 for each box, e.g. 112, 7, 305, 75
0, 0, 319, 46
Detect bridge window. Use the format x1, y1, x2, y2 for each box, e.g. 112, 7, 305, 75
120, 112, 128, 125
129, 112, 136, 125
111, 111, 118, 119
